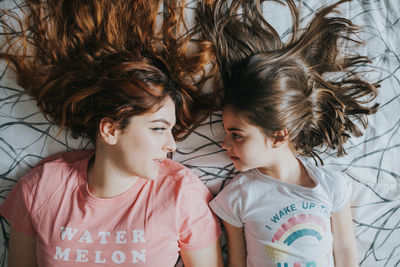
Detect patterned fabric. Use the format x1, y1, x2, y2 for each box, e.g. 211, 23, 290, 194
1, 0, 399, 266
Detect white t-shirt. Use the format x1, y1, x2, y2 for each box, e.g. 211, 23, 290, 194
210, 158, 352, 267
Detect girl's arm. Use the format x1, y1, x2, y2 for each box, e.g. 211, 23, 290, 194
223, 220, 246, 267
8, 226, 37, 267
331, 202, 358, 267
180, 239, 223, 267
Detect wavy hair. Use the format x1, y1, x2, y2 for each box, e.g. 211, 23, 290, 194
197, 0, 379, 163
0, 0, 215, 142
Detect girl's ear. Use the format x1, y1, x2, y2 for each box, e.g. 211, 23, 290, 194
272, 129, 289, 148
98, 117, 120, 145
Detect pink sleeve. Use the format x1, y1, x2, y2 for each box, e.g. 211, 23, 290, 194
176, 170, 221, 251
0, 170, 38, 237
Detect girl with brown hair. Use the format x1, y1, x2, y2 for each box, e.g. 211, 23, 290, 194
197, 0, 378, 266
0, 0, 223, 266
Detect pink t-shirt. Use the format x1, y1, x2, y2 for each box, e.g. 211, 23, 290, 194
0, 150, 221, 266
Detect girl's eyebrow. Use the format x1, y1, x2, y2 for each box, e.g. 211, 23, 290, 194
150, 119, 172, 126
222, 122, 245, 132
227, 127, 245, 132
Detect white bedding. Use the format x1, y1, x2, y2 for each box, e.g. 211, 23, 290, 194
1, 0, 399, 266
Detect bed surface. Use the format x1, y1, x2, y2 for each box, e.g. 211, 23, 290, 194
1, 0, 399, 266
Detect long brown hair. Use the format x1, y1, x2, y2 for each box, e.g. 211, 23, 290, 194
197, 0, 379, 163
0, 0, 215, 142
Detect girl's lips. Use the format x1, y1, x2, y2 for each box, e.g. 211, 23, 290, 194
229, 156, 239, 161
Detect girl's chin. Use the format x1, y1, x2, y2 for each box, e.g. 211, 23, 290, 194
232, 163, 248, 172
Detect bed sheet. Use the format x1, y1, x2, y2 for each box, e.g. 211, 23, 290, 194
0, 0, 399, 266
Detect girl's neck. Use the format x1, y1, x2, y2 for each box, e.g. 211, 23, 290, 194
258, 153, 315, 188
87, 150, 139, 198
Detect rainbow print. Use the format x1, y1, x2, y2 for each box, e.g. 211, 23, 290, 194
271, 214, 327, 245
265, 214, 328, 262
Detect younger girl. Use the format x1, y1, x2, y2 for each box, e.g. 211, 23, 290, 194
0, 1, 222, 266
197, 0, 378, 266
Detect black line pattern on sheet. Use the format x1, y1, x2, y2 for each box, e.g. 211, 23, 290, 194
0, 0, 399, 266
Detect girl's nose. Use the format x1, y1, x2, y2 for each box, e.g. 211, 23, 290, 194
163, 132, 177, 152
221, 138, 232, 151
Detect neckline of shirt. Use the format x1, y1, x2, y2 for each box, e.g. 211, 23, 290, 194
253, 158, 322, 192
78, 154, 149, 205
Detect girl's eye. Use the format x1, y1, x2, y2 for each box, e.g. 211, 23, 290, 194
151, 127, 166, 134
232, 132, 243, 141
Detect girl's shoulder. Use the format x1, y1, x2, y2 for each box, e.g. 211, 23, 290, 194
35, 150, 94, 167
16, 150, 93, 199
6, 150, 93, 217
300, 157, 352, 210
159, 158, 194, 180
300, 157, 348, 185
158, 158, 214, 205
158, 158, 209, 189
23, 150, 93, 183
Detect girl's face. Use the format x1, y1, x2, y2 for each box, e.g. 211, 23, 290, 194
112, 97, 177, 180
221, 106, 277, 172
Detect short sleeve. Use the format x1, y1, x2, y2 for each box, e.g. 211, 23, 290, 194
0, 169, 39, 236
330, 170, 353, 212
176, 170, 221, 251
209, 178, 244, 228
